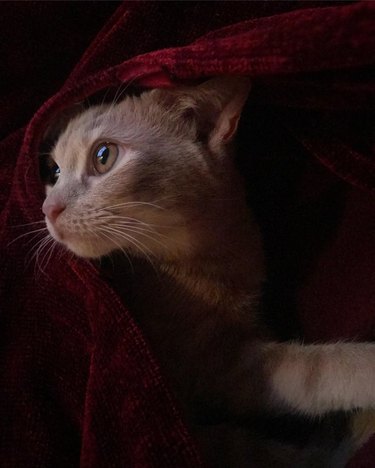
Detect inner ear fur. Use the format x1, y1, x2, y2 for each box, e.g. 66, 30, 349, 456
196, 76, 251, 150
151, 76, 251, 148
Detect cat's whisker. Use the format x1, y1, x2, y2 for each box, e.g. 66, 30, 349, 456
108, 222, 172, 250
103, 83, 124, 119
124, 228, 170, 252
23, 230, 51, 249
109, 218, 176, 239
109, 81, 131, 110
32, 235, 55, 278
86, 226, 103, 252
9, 220, 45, 229
108, 74, 142, 110
109, 221, 165, 235
82, 196, 176, 219
40, 237, 58, 274
86, 227, 100, 260
7, 227, 49, 247
26, 234, 51, 267
86, 227, 106, 269
57, 244, 67, 261
102, 75, 141, 122
109, 220, 188, 248
95, 227, 135, 273
103, 195, 175, 211
98, 225, 157, 273
37, 239, 55, 278
28, 233, 51, 262
99, 85, 113, 110
112, 78, 137, 106
101, 200, 167, 212
66, 250, 75, 265
33, 236, 52, 272
100, 225, 155, 256
99, 214, 176, 229
99, 214, 175, 230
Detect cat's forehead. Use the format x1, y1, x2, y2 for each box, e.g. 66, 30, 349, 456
49, 90, 195, 177
51, 97, 155, 167
52, 105, 110, 168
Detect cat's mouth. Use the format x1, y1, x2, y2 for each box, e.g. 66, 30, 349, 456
45, 219, 64, 242
45, 219, 118, 259
45, 219, 81, 250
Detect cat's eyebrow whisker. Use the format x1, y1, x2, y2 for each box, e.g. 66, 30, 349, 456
7, 227, 49, 247
112, 79, 135, 107
109, 82, 130, 110
100, 75, 139, 123
99, 84, 113, 110
103, 73, 143, 117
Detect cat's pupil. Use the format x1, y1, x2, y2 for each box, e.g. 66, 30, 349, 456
97, 145, 109, 165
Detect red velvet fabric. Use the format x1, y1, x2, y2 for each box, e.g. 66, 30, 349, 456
1, 2, 374, 466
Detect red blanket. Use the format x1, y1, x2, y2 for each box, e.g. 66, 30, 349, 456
1, 2, 374, 466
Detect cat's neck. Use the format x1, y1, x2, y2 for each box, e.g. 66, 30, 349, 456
157, 211, 265, 311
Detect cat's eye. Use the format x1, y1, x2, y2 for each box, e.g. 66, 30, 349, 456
46, 162, 60, 185
39, 157, 60, 185
93, 142, 119, 174
52, 164, 61, 182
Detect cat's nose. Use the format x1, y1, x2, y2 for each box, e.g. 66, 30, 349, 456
42, 200, 66, 223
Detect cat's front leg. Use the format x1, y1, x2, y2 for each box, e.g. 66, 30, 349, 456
224, 341, 375, 417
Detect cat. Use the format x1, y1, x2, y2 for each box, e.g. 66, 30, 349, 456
40, 77, 375, 466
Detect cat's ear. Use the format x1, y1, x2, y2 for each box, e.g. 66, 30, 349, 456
197, 76, 251, 152
149, 76, 250, 151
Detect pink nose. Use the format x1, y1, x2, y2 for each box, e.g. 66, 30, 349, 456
42, 200, 66, 223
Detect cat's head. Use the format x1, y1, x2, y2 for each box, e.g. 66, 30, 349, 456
41, 77, 251, 260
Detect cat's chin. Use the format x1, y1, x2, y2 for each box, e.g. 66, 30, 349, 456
46, 221, 113, 259
63, 240, 115, 260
